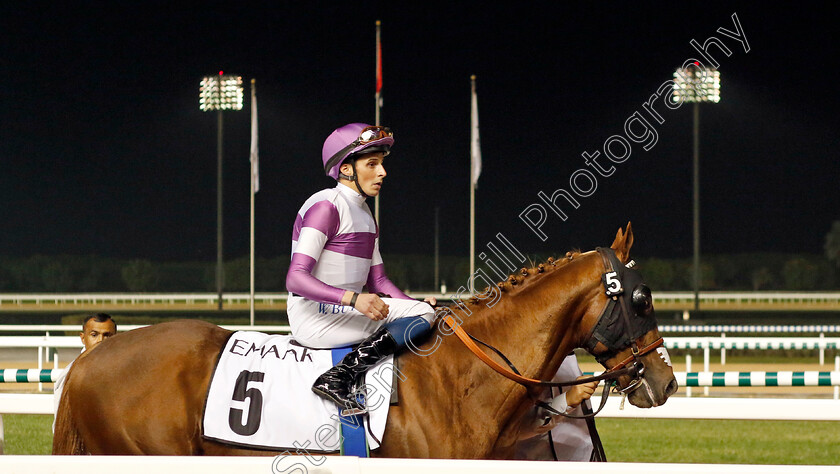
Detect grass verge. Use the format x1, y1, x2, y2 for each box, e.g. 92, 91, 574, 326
597, 418, 840, 465
5, 414, 840, 464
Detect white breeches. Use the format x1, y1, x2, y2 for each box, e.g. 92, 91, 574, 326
287, 295, 435, 348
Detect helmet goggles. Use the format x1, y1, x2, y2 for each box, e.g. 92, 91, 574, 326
358, 125, 392, 144
323, 126, 393, 176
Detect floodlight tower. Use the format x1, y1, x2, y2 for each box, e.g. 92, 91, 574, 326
673, 65, 720, 313
200, 72, 244, 310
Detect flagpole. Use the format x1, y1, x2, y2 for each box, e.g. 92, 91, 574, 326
469, 75, 477, 291
434, 206, 440, 292
374, 20, 382, 224
375, 21, 382, 126
249, 78, 257, 326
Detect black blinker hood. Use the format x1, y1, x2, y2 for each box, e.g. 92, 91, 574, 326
585, 247, 657, 363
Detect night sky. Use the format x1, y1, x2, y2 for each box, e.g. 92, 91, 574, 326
1, 3, 837, 263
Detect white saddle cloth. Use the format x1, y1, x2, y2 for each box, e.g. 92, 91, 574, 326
202, 331, 395, 451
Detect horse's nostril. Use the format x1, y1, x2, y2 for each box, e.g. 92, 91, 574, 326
665, 378, 678, 397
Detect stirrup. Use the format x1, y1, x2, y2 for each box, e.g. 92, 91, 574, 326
339, 389, 368, 417
340, 406, 368, 417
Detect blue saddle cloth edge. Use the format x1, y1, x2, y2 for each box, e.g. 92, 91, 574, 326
331, 345, 369, 457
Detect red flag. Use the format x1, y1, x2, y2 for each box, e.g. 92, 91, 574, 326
376, 22, 383, 94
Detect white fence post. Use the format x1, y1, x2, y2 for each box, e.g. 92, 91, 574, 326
819, 332, 825, 366
685, 354, 692, 398
37, 346, 43, 392
703, 342, 710, 396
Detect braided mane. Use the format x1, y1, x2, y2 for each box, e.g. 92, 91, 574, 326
467, 250, 582, 306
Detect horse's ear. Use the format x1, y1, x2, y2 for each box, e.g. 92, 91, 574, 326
610, 221, 634, 263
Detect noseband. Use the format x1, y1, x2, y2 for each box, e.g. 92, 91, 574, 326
438, 247, 663, 418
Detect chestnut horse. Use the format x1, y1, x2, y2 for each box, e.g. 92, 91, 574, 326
54, 224, 677, 458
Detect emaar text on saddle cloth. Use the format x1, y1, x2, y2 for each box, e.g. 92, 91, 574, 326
229, 337, 315, 362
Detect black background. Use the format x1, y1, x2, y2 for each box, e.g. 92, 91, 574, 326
1, 3, 837, 262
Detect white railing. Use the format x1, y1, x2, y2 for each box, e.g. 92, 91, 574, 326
1, 369, 64, 383
0, 324, 291, 334
0, 292, 289, 309
2, 291, 840, 310
659, 325, 840, 333
0, 333, 833, 371
652, 291, 840, 305
0, 324, 837, 335
666, 336, 840, 350
5, 369, 840, 389
668, 337, 840, 367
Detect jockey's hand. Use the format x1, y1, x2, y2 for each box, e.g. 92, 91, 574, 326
423, 296, 437, 307
565, 376, 599, 408
354, 293, 389, 321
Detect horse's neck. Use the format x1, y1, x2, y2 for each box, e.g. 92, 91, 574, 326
466, 255, 601, 380
388, 254, 602, 458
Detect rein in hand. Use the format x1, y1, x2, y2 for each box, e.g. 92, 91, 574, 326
439, 313, 660, 387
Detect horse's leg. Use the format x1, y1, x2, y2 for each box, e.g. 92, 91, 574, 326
69, 320, 231, 454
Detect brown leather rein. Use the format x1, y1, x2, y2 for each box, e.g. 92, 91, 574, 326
440, 313, 663, 388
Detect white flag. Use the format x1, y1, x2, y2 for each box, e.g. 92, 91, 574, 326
250, 81, 259, 193
470, 78, 482, 187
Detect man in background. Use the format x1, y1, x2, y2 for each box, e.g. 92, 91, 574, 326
52, 313, 117, 430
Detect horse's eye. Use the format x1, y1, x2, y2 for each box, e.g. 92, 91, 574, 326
632, 285, 652, 314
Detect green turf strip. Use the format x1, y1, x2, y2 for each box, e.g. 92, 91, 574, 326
598, 418, 840, 465
4, 415, 840, 463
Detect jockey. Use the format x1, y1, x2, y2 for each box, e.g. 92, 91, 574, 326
286, 123, 435, 414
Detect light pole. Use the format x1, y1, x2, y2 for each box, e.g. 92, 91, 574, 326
673, 65, 720, 313
200, 72, 244, 310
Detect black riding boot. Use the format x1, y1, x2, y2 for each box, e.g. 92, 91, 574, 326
312, 326, 397, 414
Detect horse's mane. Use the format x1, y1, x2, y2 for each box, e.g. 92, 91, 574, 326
466, 250, 582, 308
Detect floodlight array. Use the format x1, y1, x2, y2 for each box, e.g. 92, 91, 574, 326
673, 67, 721, 103
200, 75, 244, 111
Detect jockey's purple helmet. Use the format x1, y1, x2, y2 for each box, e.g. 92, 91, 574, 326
322, 123, 393, 180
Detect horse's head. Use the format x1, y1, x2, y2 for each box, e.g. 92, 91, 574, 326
579, 223, 678, 408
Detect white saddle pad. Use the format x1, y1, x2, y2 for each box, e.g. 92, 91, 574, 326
202, 331, 395, 451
